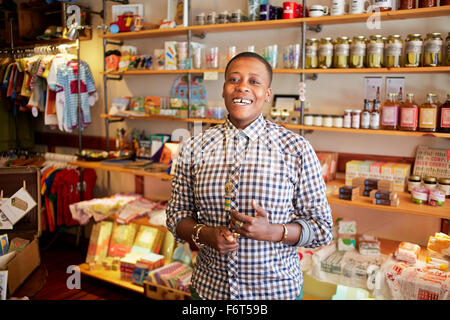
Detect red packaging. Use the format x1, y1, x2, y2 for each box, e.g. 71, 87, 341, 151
283, 1, 297, 19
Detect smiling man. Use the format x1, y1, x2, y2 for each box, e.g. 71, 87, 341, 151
166, 52, 333, 300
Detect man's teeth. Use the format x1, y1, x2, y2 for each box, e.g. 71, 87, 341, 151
232, 98, 252, 104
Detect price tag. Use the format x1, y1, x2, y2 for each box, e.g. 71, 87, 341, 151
203, 72, 219, 81
31, 107, 39, 118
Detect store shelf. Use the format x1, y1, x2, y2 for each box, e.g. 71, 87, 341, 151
79, 263, 144, 294
283, 124, 450, 138
100, 113, 224, 124
327, 179, 450, 219
103, 66, 450, 76
69, 160, 173, 180
100, 7, 450, 40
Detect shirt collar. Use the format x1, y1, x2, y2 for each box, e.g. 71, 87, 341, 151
224, 114, 266, 142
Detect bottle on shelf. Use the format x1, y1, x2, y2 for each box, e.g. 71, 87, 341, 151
446, 32, 450, 67
381, 93, 399, 130
423, 32, 443, 67
361, 99, 371, 129
418, 93, 439, 132
404, 34, 423, 68
370, 98, 381, 130
439, 93, 450, 133
399, 93, 418, 131
398, 87, 404, 103
318, 37, 333, 69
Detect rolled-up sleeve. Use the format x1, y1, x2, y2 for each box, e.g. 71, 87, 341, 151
292, 139, 333, 248
166, 138, 196, 243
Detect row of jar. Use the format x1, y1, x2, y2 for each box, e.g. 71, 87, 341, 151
305, 32, 450, 69
408, 176, 450, 201
304, 92, 450, 132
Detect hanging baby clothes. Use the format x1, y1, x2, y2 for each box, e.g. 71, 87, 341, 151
55, 59, 97, 132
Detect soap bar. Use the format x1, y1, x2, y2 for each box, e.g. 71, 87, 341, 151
369, 189, 398, 201
372, 198, 400, 207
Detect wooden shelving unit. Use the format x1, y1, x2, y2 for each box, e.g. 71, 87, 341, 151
99, 6, 450, 40
327, 179, 450, 220
68, 160, 172, 180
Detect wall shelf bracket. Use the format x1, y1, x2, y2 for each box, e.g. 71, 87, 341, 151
192, 32, 206, 39
306, 73, 318, 81
307, 24, 322, 33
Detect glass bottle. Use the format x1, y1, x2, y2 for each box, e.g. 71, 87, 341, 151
367, 35, 384, 68
350, 36, 366, 68
399, 93, 418, 131
385, 35, 402, 68
397, 87, 403, 103
419, 0, 436, 7
370, 99, 381, 130
373, 0, 393, 11
424, 33, 443, 67
404, 34, 423, 67
418, 93, 439, 132
306, 38, 318, 69
318, 37, 333, 69
439, 93, 450, 133
333, 36, 350, 68
381, 93, 399, 130
361, 99, 371, 129
399, 0, 416, 9
446, 32, 450, 66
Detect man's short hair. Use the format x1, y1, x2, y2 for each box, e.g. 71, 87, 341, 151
224, 52, 273, 85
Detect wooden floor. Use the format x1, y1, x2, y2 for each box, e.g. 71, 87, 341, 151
14, 233, 146, 300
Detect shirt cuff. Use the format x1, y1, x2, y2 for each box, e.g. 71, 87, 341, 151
291, 219, 314, 247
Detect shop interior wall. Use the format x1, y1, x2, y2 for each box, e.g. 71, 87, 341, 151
33, 0, 449, 245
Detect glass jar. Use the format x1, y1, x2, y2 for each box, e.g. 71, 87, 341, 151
404, 34, 423, 67
424, 33, 443, 67
343, 109, 352, 128
446, 32, 450, 66
313, 114, 323, 126
370, 99, 381, 130
333, 36, 350, 68
306, 38, 319, 69
367, 35, 384, 68
381, 93, 399, 130
351, 110, 361, 129
399, 93, 419, 131
439, 93, 450, 132
419, 0, 437, 7
304, 114, 314, 126
350, 36, 366, 68
373, 0, 393, 11
429, 189, 445, 207
399, 0, 416, 9
385, 35, 403, 68
407, 175, 422, 193
438, 178, 450, 199
361, 99, 371, 129
333, 115, 344, 128
423, 176, 437, 191
323, 115, 333, 127
419, 93, 439, 132
318, 37, 333, 69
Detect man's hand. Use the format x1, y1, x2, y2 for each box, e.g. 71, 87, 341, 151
230, 200, 277, 241
202, 226, 239, 255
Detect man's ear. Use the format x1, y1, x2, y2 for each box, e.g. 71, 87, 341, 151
265, 88, 272, 103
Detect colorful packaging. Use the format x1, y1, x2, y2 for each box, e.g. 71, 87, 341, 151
393, 163, 411, 192
165, 41, 178, 70
345, 160, 363, 185
394, 241, 421, 264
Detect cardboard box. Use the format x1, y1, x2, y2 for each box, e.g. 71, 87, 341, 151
345, 160, 362, 185
0, 167, 41, 295
164, 41, 177, 70
369, 162, 384, 180
393, 163, 411, 192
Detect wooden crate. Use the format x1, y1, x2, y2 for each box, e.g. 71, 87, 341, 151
143, 281, 190, 300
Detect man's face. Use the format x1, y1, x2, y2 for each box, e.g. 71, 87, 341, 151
222, 57, 272, 129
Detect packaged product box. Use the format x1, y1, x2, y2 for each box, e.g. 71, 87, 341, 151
358, 161, 373, 179
345, 160, 363, 185
337, 237, 356, 251
393, 163, 411, 192
108, 223, 139, 258
381, 162, 396, 181
317, 152, 332, 182
427, 232, 450, 256
164, 41, 178, 70
369, 162, 385, 180
131, 225, 160, 255
0, 167, 41, 296
337, 220, 357, 251
338, 220, 357, 235
86, 220, 114, 264
144, 96, 161, 115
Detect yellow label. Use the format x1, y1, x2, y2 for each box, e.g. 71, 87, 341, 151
419, 108, 437, 128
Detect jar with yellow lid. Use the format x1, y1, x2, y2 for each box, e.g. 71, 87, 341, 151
350, 36, 366, 68
318, 37, 333, 69
424, 32, 443, 67
385, 35, 403, 68
367, 35, 384, 68
438, 177, 450, 198
333, 36, 350, 68
404, 34, 423, 67
306, 38, 318, 69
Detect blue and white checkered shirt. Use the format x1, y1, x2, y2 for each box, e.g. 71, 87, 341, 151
166, 114, 333, 300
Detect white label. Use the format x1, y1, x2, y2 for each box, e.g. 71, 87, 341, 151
350, 43, 366, 56
319, 44, 333, 57
361, 112, 370, 128
335, 43, 350, 56
373, 0, 392, 8
424, 39, 443, 54
370, 112, 380, 129
203, 72, 219, 80
367, 43, 384, 55
405, 40, 423, 54
306, 46, 317, 57
386, 43, 403, 56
